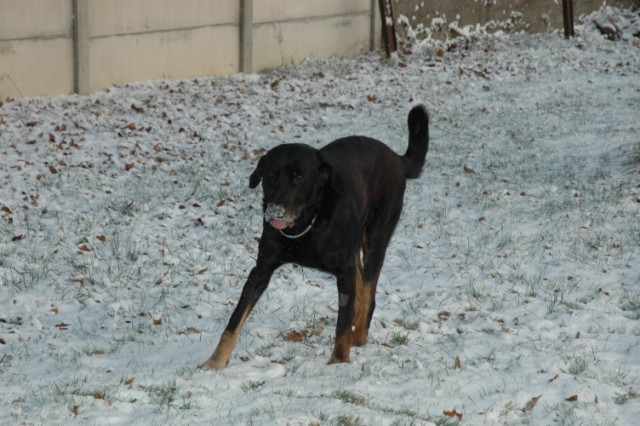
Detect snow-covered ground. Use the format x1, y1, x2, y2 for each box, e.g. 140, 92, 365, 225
1, 10, 639, 426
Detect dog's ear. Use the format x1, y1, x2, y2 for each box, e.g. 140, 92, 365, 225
317, 152, 344, 193
249, 156, 264, 189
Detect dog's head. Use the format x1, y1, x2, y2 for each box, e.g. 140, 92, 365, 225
249, 144, 341, 230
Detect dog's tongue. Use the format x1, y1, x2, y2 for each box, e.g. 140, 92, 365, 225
269, 219, 289, 230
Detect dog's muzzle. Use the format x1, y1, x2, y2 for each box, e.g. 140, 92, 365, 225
264, 204, 297, 230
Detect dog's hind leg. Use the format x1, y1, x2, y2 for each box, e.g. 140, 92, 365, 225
352, 245, 370, 346
202, 264, 275, 369
353, 201, 404, 345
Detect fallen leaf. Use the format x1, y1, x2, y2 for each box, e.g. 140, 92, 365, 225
548, 373, 560, 383
125, 122, 137, 131
96, 235, 107, 242
454, 356, 462, 369
463, 165, 476, 174
443, 409, 463, 420
286, 331, 304, 342
11, 234, 25, 242
565, 394, 578, 402
523, 395, 542, 411
124, 163, 134, 171
438, 311, 451, 320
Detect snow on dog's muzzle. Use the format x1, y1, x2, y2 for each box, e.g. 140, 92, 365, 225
264, 204, 297, 230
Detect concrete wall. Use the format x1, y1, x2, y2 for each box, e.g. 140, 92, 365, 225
1, 1, 636, 99
0, 0, 75, 98
394, 0, 637, 39
0, 0, 377, 98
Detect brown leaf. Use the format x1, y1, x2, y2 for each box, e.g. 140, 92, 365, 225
286, 331, 304, 342
443, 409, 463, 420
523, 395, 542, 411
463, 165, 476, 174
49, 165, 58, 174
11, 234, 25, 242
125, 122, 137, 131
78, 244, 91, 253
124, 163, 134, 171
131, 104, 144, 113
55, 322, 70, 330
49, 133, 56, 143
454, 356, 462, 369
548, 373, 560, 383
367, 94, 377, 103
438, 311, 451, 320
565, 394, 578, 402
96, 235, 107, 242
25, 121, 38, 127
436, 49, 445, 58
393, 318, 404, 326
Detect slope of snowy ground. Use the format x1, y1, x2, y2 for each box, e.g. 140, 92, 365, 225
1, 13, 639, 426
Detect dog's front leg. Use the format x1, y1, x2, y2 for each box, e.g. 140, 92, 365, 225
202, 265, 275, 370
329, 268, 356, 364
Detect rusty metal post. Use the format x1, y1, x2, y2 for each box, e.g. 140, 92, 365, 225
377, 0, 397, 57
562, 0, 575, 38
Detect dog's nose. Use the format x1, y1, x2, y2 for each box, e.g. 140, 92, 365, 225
265, 203, 287, 220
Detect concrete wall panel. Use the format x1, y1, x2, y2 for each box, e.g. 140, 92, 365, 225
0, 38, 74, 98
253, 13, 371, 71
0, 0, 72, 40
254, 0, 371, 24
89, 0, 239, 38
90, 26, 239, 92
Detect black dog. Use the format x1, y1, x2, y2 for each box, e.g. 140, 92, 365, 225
203, 105, 429, 369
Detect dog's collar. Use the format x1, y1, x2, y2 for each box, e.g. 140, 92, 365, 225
279, 215, 316, 239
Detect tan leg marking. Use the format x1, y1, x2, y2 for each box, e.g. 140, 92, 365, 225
352, 250, 370, 346
329, 331, 352, 364
202, 309, 250, 370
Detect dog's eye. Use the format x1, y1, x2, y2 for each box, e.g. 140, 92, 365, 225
293, 173, 304, 184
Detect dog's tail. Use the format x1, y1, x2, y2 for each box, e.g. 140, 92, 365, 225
402, 104, 429, 179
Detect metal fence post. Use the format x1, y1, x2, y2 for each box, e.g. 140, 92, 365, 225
562, 0, 575, 38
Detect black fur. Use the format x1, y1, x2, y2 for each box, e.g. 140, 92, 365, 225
203, 105, 430, 369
